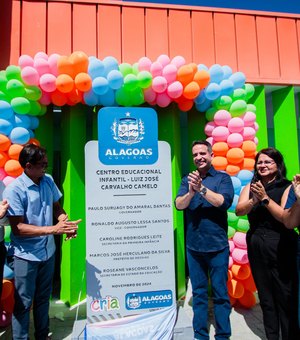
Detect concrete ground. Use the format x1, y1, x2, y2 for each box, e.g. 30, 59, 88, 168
0, 280, 267, 339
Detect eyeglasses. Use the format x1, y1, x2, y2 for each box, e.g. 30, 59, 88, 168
257, 160, 275, 166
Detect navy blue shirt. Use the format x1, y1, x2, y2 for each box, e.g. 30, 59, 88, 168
285, 186, 296, 209
175, 166, 234, 252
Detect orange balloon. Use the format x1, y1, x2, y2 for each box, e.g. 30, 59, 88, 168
8, 144, 23, 160
0, 134, 11, 152
68, 88, 83, 105
183, 81, 200, 100
69, 51, 89, 74
1, 290, 15, 313
74, 72, 92, 92
56, 74, 74, 93
0, 151, 8, 167
242, 140, 257, 157
1, 279, 14, 300
212, 156, 228, 171
226, 148, 244, 164
227, 278, 245, 299
228, 269, 233, 282
4, 159, 23, 177
28, 138, 40, 146
51, 90, 68, 107
238, 289, 257, 308
243, 274, 257, 292
242, 158, 255, 171
193, 70, 210, 88
229, 295, 237, 306
177, 98, 194, 112
177, 65, 195, 86
226, 164, 240, 176
189, 63, 198, 74
231, 263, 251, 280
57, 56, 75, 78
212, 142, 229, 157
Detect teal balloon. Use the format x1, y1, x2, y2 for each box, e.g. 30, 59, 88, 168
6, 79, 26, 97
213, 95, 232, 110
229, 99, 247, 117
119, 63, 132, 77
246, 103, 256, 113
137, 71, 152, 89
244, 83, 255, 101
6, 65, 22, 81
205, 107, 217, 121
24, 86, 42, 101
11, 96, 31, 114
124, 74, 139, 91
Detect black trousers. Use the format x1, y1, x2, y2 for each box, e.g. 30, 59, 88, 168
0, 240, 6, 300
247, 229, 299, 340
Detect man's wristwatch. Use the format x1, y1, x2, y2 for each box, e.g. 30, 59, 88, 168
261, 197, 270, 206
199, 186, 207, 196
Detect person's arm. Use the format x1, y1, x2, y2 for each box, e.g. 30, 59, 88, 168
283, 175, 300, 229
175, 173, 196, 210
235, 184, 258, 216
0, 199, 9, 225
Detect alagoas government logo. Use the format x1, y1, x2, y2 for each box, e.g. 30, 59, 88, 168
98, 107, 158, 165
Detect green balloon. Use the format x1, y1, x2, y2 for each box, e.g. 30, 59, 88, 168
119, 63, 132, 77
29, 100, 41, 116
4, 225, 11, 243
231, 88, 246, 101
0, 90, 10, 102
132, 62, 139, 75
227, 226, 236, 239
6, 79, 26, 97
137, 71, 152, 89
11, 96, 31, 114
124, 74, 139, 91
0, 74, 8, 92
244, 83, 255, 101
246, 103, 256, 113
25, 86, 42, 101
115, 87, 131, 106
213, 95, 232, 110
6, 65, 22, 81
39, 104, 47, 116
229, 99, 247, 117
236, 218, 250, 232
130, 88, 145, 106
205, 107, 217, 121
228, 211, 239, 227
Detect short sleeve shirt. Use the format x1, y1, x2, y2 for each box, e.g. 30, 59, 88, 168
175, 166, 234, 252
3, 172, 62, 261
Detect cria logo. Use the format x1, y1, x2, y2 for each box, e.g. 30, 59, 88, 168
98, 107, 158, 165
125, 290, 173, 310
90, 295, 120, 312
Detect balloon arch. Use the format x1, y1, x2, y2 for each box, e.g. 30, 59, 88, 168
0, 52, 258, 322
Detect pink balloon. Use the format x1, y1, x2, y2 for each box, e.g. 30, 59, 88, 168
233, 232, 247, 249
167, 81, 183, 99
48, 53, 60, 76
242, 111, 256, 126
39, 73, 57, 93
228, 256, 233, 269
21, 66, 40, 86
34, 51, 48, 60
34, 58, 50, 76
156, 92, 171, 107
39, 90, 52, 105
138, 57, 152, 72
3, 175, 16, 186
228, 117, 244, 133
144, 87, 156, 103
163, 64, 177, 84
214, 110, 231, 126
19, 54, 34, 68
212, 126, 230, 142
229, 239, 235, 253
156, 54, 170, 68
227, 133, 243, 148
254, 137, 259, 145
206, 137, 214, 145
150, 61, 163, 77
171, 55, 186, 69
232, 248, 248, 264
253, 122, 259, 131
242, 127, 256, 141
204, 121, 216, 137
0, 168, 7, 181
152, 76, 167, 93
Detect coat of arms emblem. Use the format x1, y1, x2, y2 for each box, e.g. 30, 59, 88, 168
111, 112, 145, 145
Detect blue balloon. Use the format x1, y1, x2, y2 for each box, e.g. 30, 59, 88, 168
229, 194, 239, 211
29, 116, 39, 130
231, 176, 242, 195
15, 114, 31, 129
222, 65, 233, 79
9, 126, 30, 144
229, 72, 246, 89
194, 90, 206, 105
83, 89, 99, 106
0, 118, 14, 135
220, 79, 234, 96
92, 77, 109, 96
107, 70, 123, 90
195, 99, 212, 112
237, 169, 254, 186
0, 100, 14, 120
99, 88, 116, 107
3, 264, 14, 279
88, 58, 105, 79
103, 56, 119, 76
209, 64, 224, 84
204, 83, 221, 101
197, 64, 208, 71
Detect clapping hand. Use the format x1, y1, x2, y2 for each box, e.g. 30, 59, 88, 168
292, 175, 300, 201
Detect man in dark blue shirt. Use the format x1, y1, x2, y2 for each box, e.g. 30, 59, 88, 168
175, 140, 234, 340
